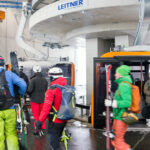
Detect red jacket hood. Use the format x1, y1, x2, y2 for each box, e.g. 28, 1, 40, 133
50, 77, 67, 86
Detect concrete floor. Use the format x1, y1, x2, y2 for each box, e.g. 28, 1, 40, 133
26, 119, 150, 150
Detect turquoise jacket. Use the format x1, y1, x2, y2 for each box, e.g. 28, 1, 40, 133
113, 75, 132, 120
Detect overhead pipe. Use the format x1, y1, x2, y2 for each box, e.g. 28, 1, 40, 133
32, 0, 43, 10
124, 0, 150, 51
16, 2, 47, 60
133, 0, 149, 45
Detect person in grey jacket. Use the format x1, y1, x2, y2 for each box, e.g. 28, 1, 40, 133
27, 65, 48, 135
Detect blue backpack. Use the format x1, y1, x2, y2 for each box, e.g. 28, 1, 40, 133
51, 84, 76, 120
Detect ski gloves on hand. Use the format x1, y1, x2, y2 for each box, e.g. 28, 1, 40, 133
35, 120, 42, 131
105, 99, 118, 108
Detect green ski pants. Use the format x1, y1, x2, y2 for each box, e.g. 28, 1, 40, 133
0, 109, 19, 150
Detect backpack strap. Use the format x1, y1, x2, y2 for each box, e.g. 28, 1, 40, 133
49, 85, 61, 122
49, 86, 55, 90
0, 70, 9, 90
117, 81, 132, 97
51, 84, 64, 91
1, 70, 13, 96
0, 69, 14, 110
117, 81, 132, 111
49, 84, 62, 113
48, 91, 57, 122
121, 81, 132, 87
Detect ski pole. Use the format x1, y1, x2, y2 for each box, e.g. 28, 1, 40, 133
20, 97, 28, 149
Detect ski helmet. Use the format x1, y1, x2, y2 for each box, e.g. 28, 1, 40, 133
33, 65, 41, 73
0, 56, 5, 66
48, 67, 63, 80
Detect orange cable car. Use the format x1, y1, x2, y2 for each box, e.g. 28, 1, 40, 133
91, 51, 150, 128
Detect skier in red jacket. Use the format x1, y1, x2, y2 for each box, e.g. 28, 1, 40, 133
36, 67, 67, 150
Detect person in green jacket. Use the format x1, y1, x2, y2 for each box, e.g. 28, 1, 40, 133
105, 65, 132, 150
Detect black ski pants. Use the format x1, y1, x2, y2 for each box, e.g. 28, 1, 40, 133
47, 121, 66, 150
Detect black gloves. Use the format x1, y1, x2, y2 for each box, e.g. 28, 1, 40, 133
35, 120, 42, 131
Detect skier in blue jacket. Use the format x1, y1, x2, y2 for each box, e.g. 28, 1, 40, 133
0, 56, 27, 150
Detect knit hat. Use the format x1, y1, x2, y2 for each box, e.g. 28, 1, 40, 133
116, 65, 131, 77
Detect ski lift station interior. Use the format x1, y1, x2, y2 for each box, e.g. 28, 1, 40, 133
1, 0, 150, 128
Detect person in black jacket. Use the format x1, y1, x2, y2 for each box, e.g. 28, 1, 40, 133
19, 66, 29, 86
27, 65, 48, 135
19, 66, 29, 103
18, 65, 31, 125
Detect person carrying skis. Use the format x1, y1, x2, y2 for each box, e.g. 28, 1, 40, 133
105, 65, 132, 150
36, 67, 67, 150
0, 56, 27, 150
27, 65, 48, 136
19, 65, 30, 125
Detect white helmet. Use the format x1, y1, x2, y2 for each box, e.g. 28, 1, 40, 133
48, 67, 63, 79
33, 65, 41, 73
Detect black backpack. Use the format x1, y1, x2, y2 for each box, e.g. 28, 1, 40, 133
0, 70, 13, 110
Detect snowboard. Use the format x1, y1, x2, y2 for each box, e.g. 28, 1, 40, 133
10, 52, 27, 150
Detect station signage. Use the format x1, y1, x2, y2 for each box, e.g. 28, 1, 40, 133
58, 0, 87, 10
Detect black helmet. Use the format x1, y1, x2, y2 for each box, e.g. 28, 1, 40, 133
0, 56, 5, 66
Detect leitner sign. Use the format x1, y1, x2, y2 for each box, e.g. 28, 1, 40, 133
58, 0, 83, 10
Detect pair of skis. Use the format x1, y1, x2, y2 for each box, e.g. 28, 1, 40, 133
105, 65, 112, 150
10, 52, 27, 150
